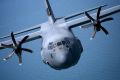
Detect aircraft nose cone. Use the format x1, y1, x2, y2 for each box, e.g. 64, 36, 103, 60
55, 52, 68, 64
50, 50, 72, 70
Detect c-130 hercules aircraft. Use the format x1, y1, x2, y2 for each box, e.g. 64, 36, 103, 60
0, 0, 120, 70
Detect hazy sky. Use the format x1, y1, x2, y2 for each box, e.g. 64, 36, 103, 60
0, 0, 120, 80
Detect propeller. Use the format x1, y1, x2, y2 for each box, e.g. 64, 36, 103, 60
1, 32, 33, 65
85, 7, 113, 40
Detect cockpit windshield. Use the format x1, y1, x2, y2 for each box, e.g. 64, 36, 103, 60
48, 39, 71, 50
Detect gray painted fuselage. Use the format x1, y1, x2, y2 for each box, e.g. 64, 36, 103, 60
40, 20, 83, 70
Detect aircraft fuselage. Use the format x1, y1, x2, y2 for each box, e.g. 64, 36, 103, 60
40, 20, 83, 70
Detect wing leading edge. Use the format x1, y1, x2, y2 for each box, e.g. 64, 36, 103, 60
0, 24, 41, 49
65, 5, 120, 28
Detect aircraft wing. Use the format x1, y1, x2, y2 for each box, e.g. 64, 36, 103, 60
0, 24, 42, 50
64, 5, 120, 29
0, 5, 119, 50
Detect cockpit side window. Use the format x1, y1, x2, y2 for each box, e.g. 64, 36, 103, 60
66, 40, 70, 44
48, 42, 54, 50
64, 39, 70, 48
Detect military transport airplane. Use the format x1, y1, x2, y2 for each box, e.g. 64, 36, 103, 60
0, 0, 120, 70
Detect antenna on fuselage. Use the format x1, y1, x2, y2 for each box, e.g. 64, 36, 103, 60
44, 0, 56, 24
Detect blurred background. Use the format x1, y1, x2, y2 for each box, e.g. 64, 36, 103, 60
0, 0, 120, 80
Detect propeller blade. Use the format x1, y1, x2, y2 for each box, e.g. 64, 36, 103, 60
18, 55, 22, 65
2, 32, 32, 64
100, 17, 113, 23
97, 7, 101, 20
85, 12, 95, 22
100, 26, 109, 35
1, 44, 13, 48
11, 32, 17, 46
91, 27, 97, 39
21, 48, 33, 53
3, 51, 15, 61
19, 36, 29, 46
85, 6, 112, 39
